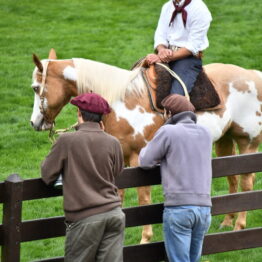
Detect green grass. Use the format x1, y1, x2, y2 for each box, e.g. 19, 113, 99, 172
0, 0, 261, 261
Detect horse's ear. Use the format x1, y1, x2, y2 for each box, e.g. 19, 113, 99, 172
32, 54, 43, 73
48, 48, 57, 59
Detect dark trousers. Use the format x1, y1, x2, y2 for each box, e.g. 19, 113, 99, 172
169, 56, 202, 95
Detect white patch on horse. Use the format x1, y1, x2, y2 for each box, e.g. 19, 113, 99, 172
112, 101, 155, 137
197, 111, 231, 142
227, 81, 262, 139
254, 70, 262, 79
63, 66, 77, 81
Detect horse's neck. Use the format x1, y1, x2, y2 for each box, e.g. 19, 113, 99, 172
73, 58, 144, 105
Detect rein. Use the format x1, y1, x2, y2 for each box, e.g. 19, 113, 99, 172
155, 63, 190, 101
132, 58, 190, 101
141, 68, 164, 114
140, 62, 190, 114
48, 122, 78, 143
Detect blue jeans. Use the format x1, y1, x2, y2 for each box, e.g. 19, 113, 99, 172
163, 206, 211, 262
169, 56, 202, 95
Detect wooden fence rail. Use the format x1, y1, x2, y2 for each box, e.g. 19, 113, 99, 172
1, 153, 262, 262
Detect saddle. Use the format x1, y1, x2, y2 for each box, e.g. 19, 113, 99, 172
132, 58, 221, 112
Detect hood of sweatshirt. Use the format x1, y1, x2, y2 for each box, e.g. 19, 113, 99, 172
165, 111, 197, 125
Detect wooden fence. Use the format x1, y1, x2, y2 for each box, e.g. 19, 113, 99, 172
1, 153, 262, 262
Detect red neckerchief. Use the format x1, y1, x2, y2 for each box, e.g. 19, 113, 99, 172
169, 0, 192, 27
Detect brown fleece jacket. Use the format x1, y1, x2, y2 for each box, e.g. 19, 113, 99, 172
41, 122, 124, 222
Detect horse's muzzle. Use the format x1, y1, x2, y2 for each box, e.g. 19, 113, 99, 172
30, 120, 54, 131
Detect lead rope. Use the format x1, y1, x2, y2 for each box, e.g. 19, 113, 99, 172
155, 62, 190, 101
48, 122, 78, 143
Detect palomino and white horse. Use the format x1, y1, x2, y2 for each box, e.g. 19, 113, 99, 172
30, 49, 262, 244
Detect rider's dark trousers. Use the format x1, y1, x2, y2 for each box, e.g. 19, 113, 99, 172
169, 56, 202, 95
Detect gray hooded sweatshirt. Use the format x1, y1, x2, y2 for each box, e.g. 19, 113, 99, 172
139, 111, 212, 207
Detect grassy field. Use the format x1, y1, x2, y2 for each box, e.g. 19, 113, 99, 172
0, 0, 261, 261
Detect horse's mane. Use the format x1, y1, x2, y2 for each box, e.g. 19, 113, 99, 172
73, 58, 144, 105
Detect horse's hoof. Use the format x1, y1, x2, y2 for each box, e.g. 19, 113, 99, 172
234, 224, 245, 231
140, 238, 150, 244
219, 223, 233, 230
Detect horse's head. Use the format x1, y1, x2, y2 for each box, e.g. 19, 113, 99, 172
30, 49, 77, 131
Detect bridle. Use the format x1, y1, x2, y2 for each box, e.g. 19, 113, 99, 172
38, 60, 50, 119
37, 60, 77, 143
37, 60, 57, 142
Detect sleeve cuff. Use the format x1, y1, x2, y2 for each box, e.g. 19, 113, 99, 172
184, 44, 200, 56
154, 40, 169, 50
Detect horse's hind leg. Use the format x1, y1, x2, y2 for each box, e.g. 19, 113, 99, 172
233, 137, 258, 230
130, 153, 153, 244
118, 189, 125, 205
137, 186, 153, 243
215, 135, 239, 228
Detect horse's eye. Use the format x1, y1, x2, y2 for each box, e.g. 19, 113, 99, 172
32, 85, 40, 93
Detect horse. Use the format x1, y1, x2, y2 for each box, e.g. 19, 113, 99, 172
30, 49, 262, 244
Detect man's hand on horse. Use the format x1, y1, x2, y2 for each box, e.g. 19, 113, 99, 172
158, 48, 173, 63
146, 54, 161, 65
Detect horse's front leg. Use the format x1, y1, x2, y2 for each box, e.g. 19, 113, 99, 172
215, 135, 238, 228
118, 189, 125, 204
233, 172, 255, 230
220, 175, 239, 228
233, 138, 258, 230
137, 186, 153, 244
129, 152, 153, 244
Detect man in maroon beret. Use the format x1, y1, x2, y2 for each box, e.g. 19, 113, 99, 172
41, 93, 125, 262
139, 94, 212, 262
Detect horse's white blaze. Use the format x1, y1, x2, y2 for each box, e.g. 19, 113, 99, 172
112, 101, 155, 137
63, 66, 77, 81
30, 93, 44, 127
227, 81, 262, 140
31, 69, 43, 128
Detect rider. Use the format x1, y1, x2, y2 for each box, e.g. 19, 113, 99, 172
146, 0, 212, 95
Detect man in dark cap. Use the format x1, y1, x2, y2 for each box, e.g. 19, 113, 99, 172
41, 93, 125, 262
139, 94, 212, 262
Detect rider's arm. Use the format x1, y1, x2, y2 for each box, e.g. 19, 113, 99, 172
154, 3, 169, 51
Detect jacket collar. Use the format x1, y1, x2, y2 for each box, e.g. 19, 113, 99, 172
165, 111, 197, 125
76, 121, 102, 131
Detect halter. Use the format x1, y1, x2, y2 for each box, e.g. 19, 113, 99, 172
37, 60, 55, 141
37, 60, 77, 143
39, 60, 49, 116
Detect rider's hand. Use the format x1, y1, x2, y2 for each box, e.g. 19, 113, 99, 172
158, 48, 173, 63
146, 54, 161, 65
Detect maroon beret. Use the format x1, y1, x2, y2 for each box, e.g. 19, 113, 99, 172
161, 94, 195, 115
70, 93, 111, 114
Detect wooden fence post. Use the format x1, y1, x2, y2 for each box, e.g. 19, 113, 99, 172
1, 174, 23, 262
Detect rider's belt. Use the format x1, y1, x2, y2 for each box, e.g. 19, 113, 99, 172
169, 45, 181, 52
168, 45, 203, 59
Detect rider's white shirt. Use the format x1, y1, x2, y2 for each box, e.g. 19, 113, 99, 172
154, 0, 212, 55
